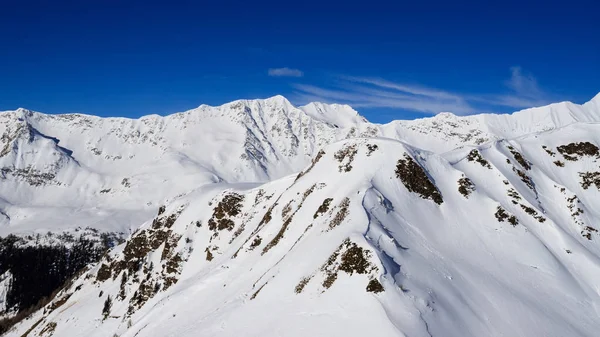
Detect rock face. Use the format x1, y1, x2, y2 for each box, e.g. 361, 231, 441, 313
2, 94, 600, 337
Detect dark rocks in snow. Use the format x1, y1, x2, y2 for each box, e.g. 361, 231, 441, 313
102, 295, 112, 319
250, 282, 267, 300
249, 236, 262, 250
338, 243, 374, 275
542, 145, 556, 157
520, 204, 546, 223
90, 209, 186, 317
366, 279, 384, 293
495, 206, 519, 227
321, 242, 343, 289
507, 188, 521, 203
334, 144, 358, 172
319, 239, 378, 291
1, 166, 58, 186
262, 214, 293, 254
366, 143, 379, 156
466, 149, 491, 169
458, 177, 475, 198
395, 154, 443, 204
579, 171, 600, 190
262, 185, 316, 254
582, 226, 598, 240
207, 193, 244, 232
295, 276, 312, 294
328, 198, 350, 230
314, 198, 333, 219
557, 142, 599, 160
96, 263, 112, 282
512, 167, 535, 190
281, 201, 293, 220
205, 247, 214, 261
507, 146, 531, 170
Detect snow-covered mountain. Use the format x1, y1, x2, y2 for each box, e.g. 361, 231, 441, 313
2, 93, 600, 336
2, 94, 599, 235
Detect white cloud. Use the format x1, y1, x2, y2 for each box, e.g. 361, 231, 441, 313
507, 67, 540, 94
494, 66, 551, 108
342, 76, 463, 101
293, 77, 476, 115
268, 67, 304, 77
291, 67, 560, 115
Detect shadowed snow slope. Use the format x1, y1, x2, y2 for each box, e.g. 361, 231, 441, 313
2, 94, 600, 336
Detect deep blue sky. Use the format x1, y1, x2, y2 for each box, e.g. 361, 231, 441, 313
1, 0, 598, 122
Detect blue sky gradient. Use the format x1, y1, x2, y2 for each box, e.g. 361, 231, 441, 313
1, 0, 598, 122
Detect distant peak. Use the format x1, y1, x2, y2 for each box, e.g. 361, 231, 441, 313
300, 101, 360, 115
14, 107, 34, 119
301, 100, 351, 109
221, 95, 292, 110
299, 101, 367, 127
435, 112, 457, 118
262, 95, 292, 107
265, 94, 288, 102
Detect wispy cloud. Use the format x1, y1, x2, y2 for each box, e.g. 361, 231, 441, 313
292, 77, 476, 115
342, 76, 464, 101
268, 67, 304, 77
491, 66, 552, 108
290, 67, 559, 115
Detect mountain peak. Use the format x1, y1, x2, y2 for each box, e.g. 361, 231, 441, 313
216, 95, 293, 112
434, 111, 459, 119
300, 101, 367, 128
14, 108, 33, 118
263, 94, 290, 104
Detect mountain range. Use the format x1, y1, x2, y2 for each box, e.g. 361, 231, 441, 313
1, 93, 600, 336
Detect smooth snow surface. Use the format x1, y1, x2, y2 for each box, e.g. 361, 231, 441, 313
2, 94, 600, 336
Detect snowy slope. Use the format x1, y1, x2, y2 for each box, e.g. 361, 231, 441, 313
381, 94, 600, 153
0, 96, 334, 236
2, 93, 600, 336
6, 122, 600, 337
1, 94, 599, 237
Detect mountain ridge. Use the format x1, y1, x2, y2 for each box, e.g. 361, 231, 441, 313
0, 93, 598, 236
5, 126, 600, 336
6, 91, 600, 123
2, 93, 600, 336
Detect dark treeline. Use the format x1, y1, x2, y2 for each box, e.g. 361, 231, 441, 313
0, 232, 119, 313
